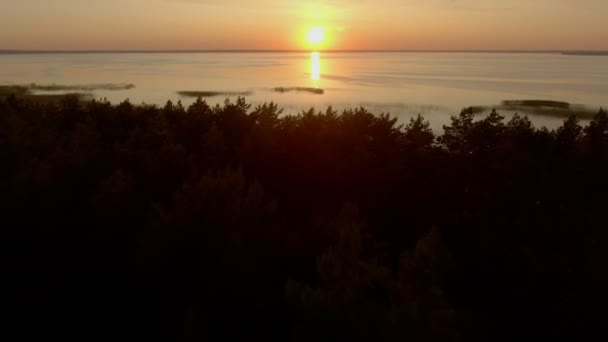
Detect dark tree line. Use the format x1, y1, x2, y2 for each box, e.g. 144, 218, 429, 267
1, 95, 603, 340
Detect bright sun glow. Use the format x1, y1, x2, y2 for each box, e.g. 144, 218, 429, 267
311, 52, 321, 81
307, 27, 325, 46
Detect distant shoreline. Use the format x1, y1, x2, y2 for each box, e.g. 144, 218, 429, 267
561, 51, 608, 56
1, 49, 607, 55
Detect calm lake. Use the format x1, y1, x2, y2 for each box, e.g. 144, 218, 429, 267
1, 52, 606, 130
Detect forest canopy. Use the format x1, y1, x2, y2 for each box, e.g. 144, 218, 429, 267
1, 95, 602, 340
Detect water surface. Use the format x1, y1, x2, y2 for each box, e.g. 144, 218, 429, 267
1, 52, 606, 129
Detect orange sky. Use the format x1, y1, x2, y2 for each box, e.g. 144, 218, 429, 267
1, 0, 606, 51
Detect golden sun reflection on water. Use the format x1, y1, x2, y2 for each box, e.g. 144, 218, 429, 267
311, 51, 321, 81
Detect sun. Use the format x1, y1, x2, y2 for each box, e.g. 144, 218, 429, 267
307, 27, 325, 46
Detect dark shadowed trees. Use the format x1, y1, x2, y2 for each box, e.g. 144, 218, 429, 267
0, 96, 601, 340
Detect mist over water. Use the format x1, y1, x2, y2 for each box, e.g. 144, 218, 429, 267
1, 52, 606, 130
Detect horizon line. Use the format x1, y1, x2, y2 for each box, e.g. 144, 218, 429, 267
1, 49, 607, 54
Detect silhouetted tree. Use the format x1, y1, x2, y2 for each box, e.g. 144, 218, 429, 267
404, 114, 435, 150
439, 107, 475, 154
584, 108, 608, 153
555, 115, 582, 152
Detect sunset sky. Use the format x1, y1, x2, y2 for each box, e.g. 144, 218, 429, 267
1, 0, 607, 51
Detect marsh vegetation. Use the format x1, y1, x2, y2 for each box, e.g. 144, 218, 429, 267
472, 99, 599, 119
177, 90, 254, 98
271, 87, 325, 94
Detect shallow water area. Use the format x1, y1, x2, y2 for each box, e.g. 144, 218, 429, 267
1, 52, 606, 130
